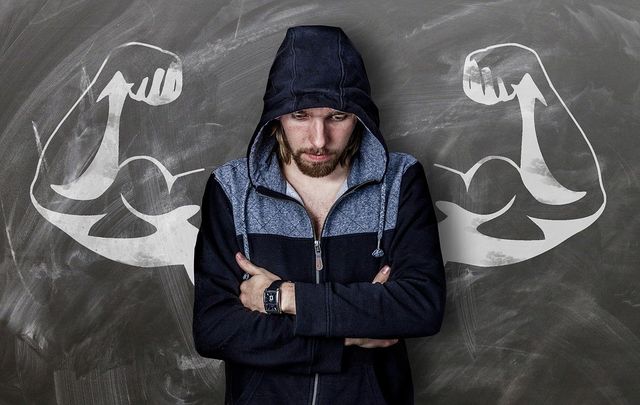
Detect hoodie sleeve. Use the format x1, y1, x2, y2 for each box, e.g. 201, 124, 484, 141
293, 161, 446, 339
192, 173, 345, 374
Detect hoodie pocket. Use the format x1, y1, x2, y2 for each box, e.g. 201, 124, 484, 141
240, 368, 312, 403
364, 363, 387, 405
235, 368, 264, 405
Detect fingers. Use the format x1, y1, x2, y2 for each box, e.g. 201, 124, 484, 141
372, 265, 391, 284
127, 62, 182, 105
381, 339, 398, 348
353, 338, 399, 348
163, 61, 183, 98
235, 252, 261, 275
130, 77, 149, 101
496, 77, 508, 100
463, 56, 515, 106
149, 68, 165, 97
480, 66, 497, 100
463, 58, 486, 104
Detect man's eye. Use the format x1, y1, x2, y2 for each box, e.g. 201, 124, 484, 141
331, 114, 348, 121
292, 112, 307, 120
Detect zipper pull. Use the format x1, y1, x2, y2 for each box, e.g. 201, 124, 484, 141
314, 239, 323, 271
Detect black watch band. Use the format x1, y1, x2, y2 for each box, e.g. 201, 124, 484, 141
264, 280, 286, 314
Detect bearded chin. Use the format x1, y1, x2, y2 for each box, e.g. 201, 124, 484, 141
292, 152, 340, 178
279, 132, 348, 178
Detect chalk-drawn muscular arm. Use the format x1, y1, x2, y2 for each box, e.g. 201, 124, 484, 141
30, 43, 202, 283
51, 44, 183, 200
434, 44, 606, 267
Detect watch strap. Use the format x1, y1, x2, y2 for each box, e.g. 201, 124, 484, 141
268, 279, 285, 291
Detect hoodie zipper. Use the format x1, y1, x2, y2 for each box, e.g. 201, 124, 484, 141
311, 179, 375, 277
314, 239, 323, 281
256, 179, 378, 405
308, 180, 375, 405
310, 222, 322, 405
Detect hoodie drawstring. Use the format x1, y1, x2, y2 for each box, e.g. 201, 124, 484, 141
371, 176, 387, 258
241, 182, 252, 281
241, 172, 387, 276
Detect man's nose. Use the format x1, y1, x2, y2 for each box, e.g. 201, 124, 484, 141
309, 119, 329, 149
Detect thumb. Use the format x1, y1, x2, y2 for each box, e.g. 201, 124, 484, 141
235, 252, 261, 275
372, 265, 391, 284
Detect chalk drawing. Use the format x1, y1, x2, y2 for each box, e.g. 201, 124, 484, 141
30, 42, 606, 280
30, 42, 203, 283
435, 43, 606, 267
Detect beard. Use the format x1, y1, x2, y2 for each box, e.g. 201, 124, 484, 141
292, 150, 341, 178
281, 134, 348, 178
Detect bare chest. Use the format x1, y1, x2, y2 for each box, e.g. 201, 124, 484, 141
298, 193, 337, 237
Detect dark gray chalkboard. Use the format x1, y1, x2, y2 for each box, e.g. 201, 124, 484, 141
1, 0, 639, 404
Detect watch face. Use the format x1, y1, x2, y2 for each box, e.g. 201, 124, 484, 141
264, 290, 279, 313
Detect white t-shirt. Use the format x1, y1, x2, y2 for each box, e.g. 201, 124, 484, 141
285, 178, 349, 205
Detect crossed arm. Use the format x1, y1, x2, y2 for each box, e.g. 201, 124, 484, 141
192, 162, 446, 374
234, 251, 398, 348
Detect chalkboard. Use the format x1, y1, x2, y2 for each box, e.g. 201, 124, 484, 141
1, 0, 639, 403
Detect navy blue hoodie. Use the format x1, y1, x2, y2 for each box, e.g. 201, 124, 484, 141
193, 25, 446, 404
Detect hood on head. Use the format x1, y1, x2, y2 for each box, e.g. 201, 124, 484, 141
246, 25, 389, 194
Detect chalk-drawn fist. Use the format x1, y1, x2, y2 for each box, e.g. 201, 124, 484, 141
127, 61, 182, 105
97, 42, 183, 106
463, 44, 543, 105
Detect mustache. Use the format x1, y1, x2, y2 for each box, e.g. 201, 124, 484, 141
297, 148, 336, 156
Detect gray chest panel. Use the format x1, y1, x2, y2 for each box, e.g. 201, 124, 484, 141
214, 152, 418, 239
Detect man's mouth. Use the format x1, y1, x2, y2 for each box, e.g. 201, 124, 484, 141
304, 152, 331, 162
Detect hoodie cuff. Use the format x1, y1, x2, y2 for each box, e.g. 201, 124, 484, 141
294, 282, 330, 337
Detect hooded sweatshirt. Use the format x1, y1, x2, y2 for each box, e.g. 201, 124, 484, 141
192, 25, 446, 405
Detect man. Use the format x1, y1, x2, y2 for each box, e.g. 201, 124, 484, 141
192, 25, 446, 404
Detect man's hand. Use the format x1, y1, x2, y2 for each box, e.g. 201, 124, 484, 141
344, 265, 400, 348
235, 254, 399, 348
344, 337, 399, 348
371, 264, 391, 284
236, 252, 281, 313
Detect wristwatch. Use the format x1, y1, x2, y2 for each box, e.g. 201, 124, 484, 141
263, 280, 286, 314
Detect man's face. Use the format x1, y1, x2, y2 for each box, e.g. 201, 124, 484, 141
278, 107, 357, 178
